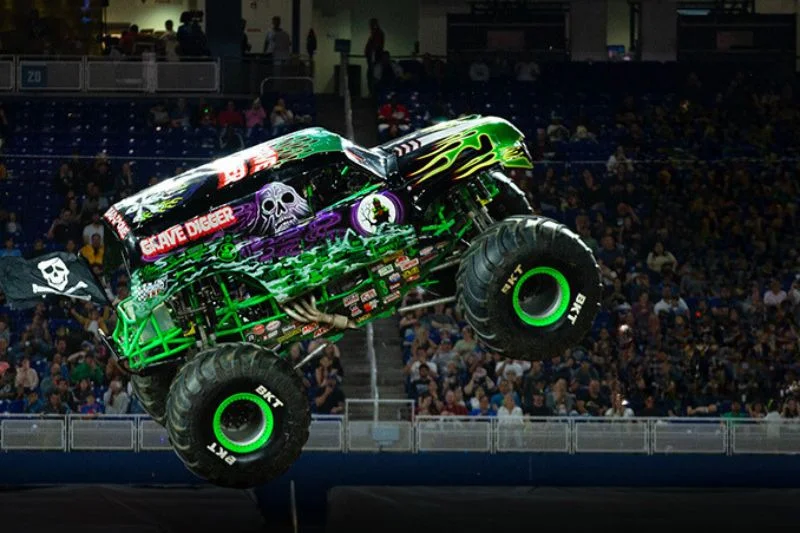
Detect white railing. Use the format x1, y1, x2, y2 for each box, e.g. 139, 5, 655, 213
2, 56, 220, 93
1, 413, 799, 455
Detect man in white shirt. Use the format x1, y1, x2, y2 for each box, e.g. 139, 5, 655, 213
82, 212, 105, 246
653, 288, 689, 316
763, 280, 787, 307
496, 394, 523, 423
605, 394, 634, 417
264, 16, 291, 66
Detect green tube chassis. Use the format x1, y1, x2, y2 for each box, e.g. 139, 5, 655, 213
102, 116, 534, 373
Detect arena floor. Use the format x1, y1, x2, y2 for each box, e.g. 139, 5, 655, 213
0, 485, 796, 532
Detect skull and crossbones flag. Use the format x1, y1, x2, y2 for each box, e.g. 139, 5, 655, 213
0, 252, 109, 309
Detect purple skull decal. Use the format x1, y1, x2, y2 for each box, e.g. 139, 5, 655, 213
254, 182, 310, 234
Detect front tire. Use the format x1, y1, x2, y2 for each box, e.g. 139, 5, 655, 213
130, 367, 176, 426
165, 343, 310, 488
457, 215, 601, 361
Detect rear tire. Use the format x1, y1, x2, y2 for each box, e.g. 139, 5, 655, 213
457, 215, 601, 361
130, 367, 176, 426
165, 343, 310, 489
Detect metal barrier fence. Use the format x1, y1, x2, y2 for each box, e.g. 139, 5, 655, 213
1, 56, 220, 93
1, 414, 798, 455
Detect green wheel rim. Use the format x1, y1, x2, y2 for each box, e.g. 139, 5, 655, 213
511, 266, 571, 327
212, 392, 274, 454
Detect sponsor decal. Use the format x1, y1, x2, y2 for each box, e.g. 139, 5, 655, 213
389, 282, 401, 291
301, 323, 318, 335
501, 264, 524, 294
389, 273, 402, 284
135, 278, 167, 301
350, 192, 405, 236
140, 206, 237, 259
378, 264, 395, 277
399, 258, 420, 271
282, 323, 298, 333
356, 313, 373, 324
420, 246, 434, 256
402, 266, 420, 280
246, 334, 256, 342
363, 299, 379, 312
314, 326, 331, 338
267, 329, 279, 339
255, 384, 285, 408
252, 324, 266, 336
567, 293, 587, 325
343, 293, 359, 307
360, 289, 378, 302
217, 144, 279, 188
393, 256, 409, 265
406, 274, 420, 282
103, 207, 131, 239
266, 320, 281, 332
383, 291, 401, 304
206, 443, 237, 465
277, 329, 300, 343
350, 305, 362, 317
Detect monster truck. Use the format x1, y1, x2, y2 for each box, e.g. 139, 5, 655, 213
96, 115, 600, 488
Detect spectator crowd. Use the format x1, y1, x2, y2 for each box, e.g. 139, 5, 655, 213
395, 66, 800, 422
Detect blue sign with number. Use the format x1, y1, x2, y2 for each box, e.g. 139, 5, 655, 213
20, 64, 47, 88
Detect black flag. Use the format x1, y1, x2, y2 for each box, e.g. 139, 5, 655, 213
0, 252, 110, 309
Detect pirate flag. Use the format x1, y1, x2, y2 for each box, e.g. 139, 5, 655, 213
0, 252, 109, 309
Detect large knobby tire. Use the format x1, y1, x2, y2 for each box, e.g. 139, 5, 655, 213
457, 215, 601, 361
165, 343, 310, 489
130, 366, 176, 426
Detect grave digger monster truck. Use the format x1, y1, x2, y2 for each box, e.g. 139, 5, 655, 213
97, 115, 601, 488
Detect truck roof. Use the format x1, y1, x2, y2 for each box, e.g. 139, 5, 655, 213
102, 128, 389, 260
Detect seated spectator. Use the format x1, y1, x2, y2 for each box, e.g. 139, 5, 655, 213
607, 145, 633, 174
79, 393, 103, 416
405, 346, 438, 382
576, 379, 609, 416
69, 348, 104, 385
605, 393, 634, 417
315, 375, 345, 415
409, 363, 435, 398
218, 100, 244, 128
39, 363, 62, 396
69, 305, 111, 340
103, 379, 130, 414
270, 98, 295, 137
14, 357, 38, 391
23, 389, 44, 414
528, 392, 553, 416
546, 113, 570, 142
43, 391, 70, 415
571, 125, 597, 143
469, 394, 495, 417
79, 233, 104, 268
377, 95, 410, 140
440, 389, 469, 416
764, 280, 787, 307
637, 395, 663, 417
490, 380, 520, 410
653, 288, 689, 317
647, 242, 678, 274
496, 393, 524, 423
245, 98, 267, 136
0, 237, 21, 258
